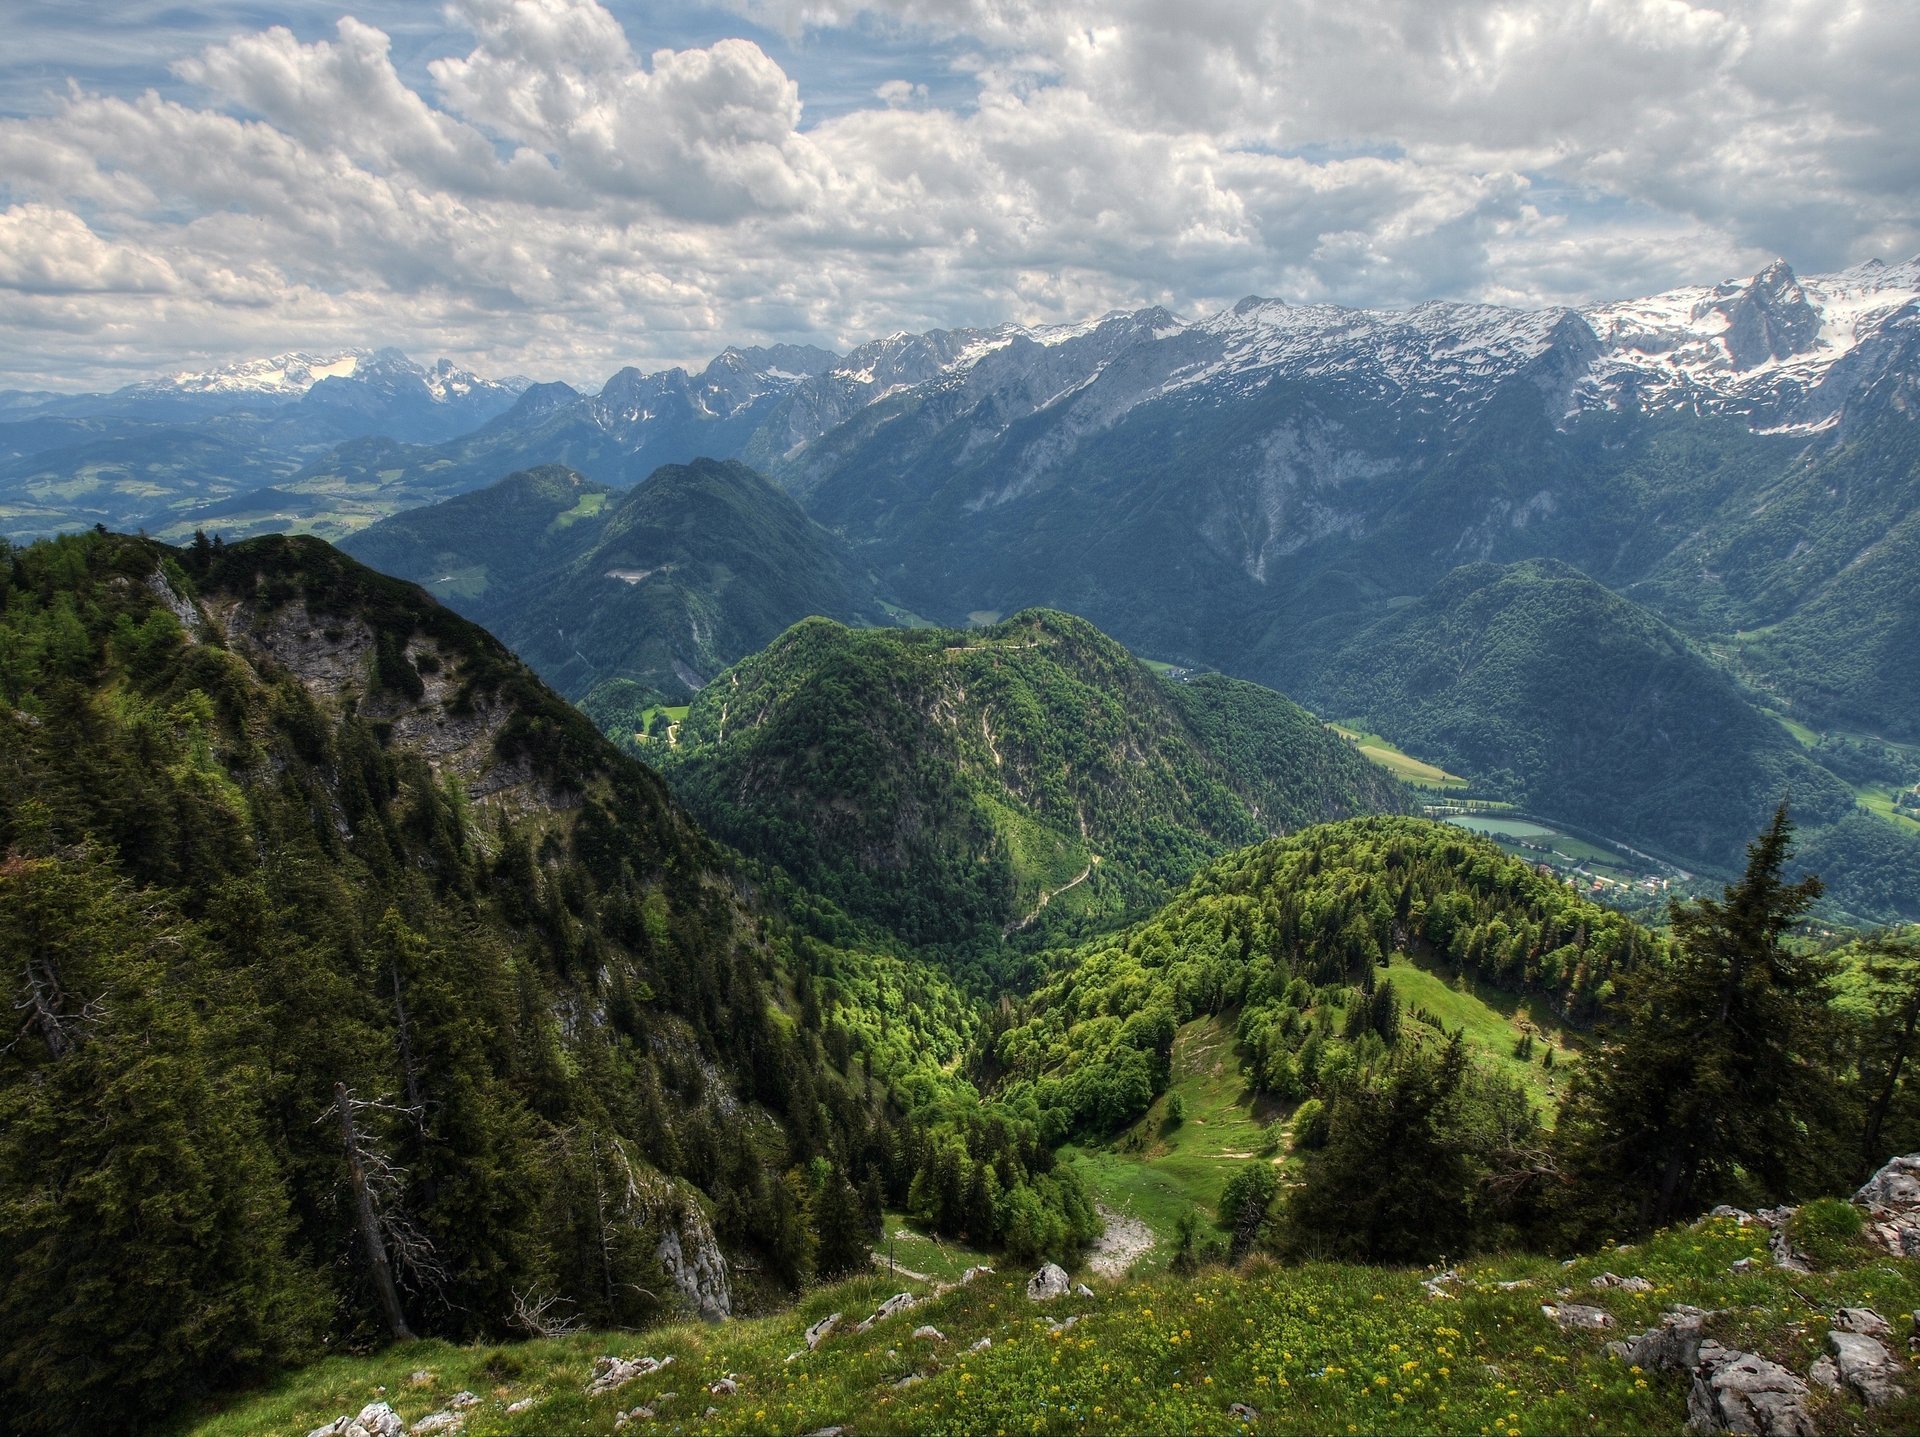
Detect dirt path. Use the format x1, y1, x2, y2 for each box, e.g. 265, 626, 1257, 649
871, 1253, 934, 1283
1088, 1203, 1154, 1279
1005, 855, 1101, 934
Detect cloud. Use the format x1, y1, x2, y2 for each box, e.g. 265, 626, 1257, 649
0, 0, 1912, 389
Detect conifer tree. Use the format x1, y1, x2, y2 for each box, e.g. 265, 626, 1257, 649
1557, 806, 1835, 1231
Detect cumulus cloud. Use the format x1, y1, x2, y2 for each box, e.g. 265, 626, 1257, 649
0, 0, 1912, 388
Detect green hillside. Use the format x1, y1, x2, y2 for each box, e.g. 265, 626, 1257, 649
661, 611, 1413, 950
995, 817, 1649, 1145
177, 1212, 1920, 1437
341, 463, 615, 607
1301, 558, 1920, 920
0, 530, 1081, 1435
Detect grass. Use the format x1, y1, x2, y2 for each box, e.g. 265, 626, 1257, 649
547, 491, 609, 532
875, 1214, 999, 1284
1066, 1018, 1291, 1259
176, 1217, 1920, 1436
1384, 956, 1576, 1111
1327, 723, 1469, 789
1852, 782, 1920, 833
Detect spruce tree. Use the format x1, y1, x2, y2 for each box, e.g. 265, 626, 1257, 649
1557, 806, 1835, 1231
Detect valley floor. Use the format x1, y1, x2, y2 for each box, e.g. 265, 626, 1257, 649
183, 1216, 1920, 1437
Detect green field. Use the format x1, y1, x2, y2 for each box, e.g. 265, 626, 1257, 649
1327, 723, 1468, 788
1064, 1017, 1286, 1260
1383, 956, 1576, 1110
875, 1215, 997, 1284
1448, 816, 1555, 840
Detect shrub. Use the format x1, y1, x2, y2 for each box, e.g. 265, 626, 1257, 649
1788, 1198, 1864, 1268
1292, 1098, 1329, 1150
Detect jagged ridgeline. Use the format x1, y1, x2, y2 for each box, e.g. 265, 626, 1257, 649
995, 817, 1654, 1140
659, 610, 1414, 952
0, 530, 1083, 1436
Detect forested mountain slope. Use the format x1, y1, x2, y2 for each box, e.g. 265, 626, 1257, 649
0, 530, 1080, 1435
661, 611, 1412, 952
345, 459, 895, 702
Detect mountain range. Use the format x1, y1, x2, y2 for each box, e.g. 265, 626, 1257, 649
6, 256, 1919, 916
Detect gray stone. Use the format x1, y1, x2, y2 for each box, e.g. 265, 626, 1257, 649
656, 1205, 731, 1322
1229, 1402, 1260, 1422
1542, 1302, 1615, 1332
970, 1337, 992, 1352
408, 1412, 463, 1435
1832, 1307, 1890, 1338
1687, 1342, 1814, 1437
1710, 1205, 1757, 1225
1027, 1263, 1071, 1300
504, 1399, 537, 1416
1854, 1153, 1920, 1210
588, 1354, 672, 1396
1074, 1282, 1096, 1299
612, 1408, 653, 1429
893, 1373, 924, 1390
708, 1376, 738, 1396
308, 1403, 406, 1437
1612, 1306, 1718, 1372
1591, 1272, 1654, 1292
805, 1312, 841, 1350
1807, 1355, 1839, 1391
1731, 1258, 1759, 1272
960, 1264, 995, 1284
1827, 1329, 1904, 1407
803, 1429, 847, 1437
912, 1325, 945, 1342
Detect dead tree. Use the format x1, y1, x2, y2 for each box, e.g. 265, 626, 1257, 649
323, 1082, 442, 1342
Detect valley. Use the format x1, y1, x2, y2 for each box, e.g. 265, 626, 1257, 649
7, 254, 1920, 1437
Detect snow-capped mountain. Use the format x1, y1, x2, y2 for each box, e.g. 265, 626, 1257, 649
119, 347, 529, 405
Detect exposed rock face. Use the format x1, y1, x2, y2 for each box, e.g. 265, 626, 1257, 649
307, 1403, 406, 1437
804, 1312, 841, 1350
1827, 1329, 1905, 1407
1855, 1153, 1920, 1257
1687, 1341, 1815, 1437
1027, 1263, 1071, 1301
1608, 1306, 1719, 1372
1591, 1272, 1654, 1292
655, 1201, 731, 1321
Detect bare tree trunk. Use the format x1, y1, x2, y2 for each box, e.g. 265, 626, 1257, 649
335, 1082, 413, 1342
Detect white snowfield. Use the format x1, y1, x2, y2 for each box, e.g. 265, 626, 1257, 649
124, 349, 524, 405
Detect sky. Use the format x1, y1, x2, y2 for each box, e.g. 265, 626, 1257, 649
0, 0, 1915, 391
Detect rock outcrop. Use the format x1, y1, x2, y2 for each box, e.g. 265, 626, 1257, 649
307, 1404, 406, 1437
1855, 1153, 1920, 1258
1608, 1306, 1718, 1371
1027, 1263, 1071, 1301
1686, 1341, 1815, 1437
656, 1199, 732, 1322
588, 1354, 672, 1396
1826, 1328, 1905, 1407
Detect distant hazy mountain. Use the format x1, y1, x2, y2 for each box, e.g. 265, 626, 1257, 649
346, 458, 893, 701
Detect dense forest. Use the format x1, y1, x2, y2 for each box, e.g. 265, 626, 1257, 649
661, 610, 1412, 956
0, 531, 1084, 1435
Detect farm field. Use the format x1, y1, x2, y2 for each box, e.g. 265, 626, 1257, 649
1326, 722, 1469, 789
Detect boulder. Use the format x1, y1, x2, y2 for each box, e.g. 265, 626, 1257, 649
409, 1411, 463, 1435
1229, 1402, 1260, 1422
960, 1265, 995, 1284
1542, 1302, 1614, 1332
1832, 1307, 1890, 1338
805, 1312, 841, 1350
893, 1373, 924, 1390
588, 1355, 672, 1396
612, 1409, 652, 1429
708, 1376, 738, 1396
970, 1337, 992, 1352
912, 1325, 945, 1342
1827, 1329, 1904, 1407
504, 1399, 537, 1416
1074, 1283, 1096, 1299
656, 1203, 732, 1322
308, 1404, 406, 1437
1808, 1355, 1840, 1391
1607, 1306, 1718, 1372
1710, 1205, 1757, 1225
1687, 1341, 1815, 1437
1027, 1263, 1071, 1301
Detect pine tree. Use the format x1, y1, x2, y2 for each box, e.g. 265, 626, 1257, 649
1557, 806, 1835, 1231
813, 1168, 870, 1280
